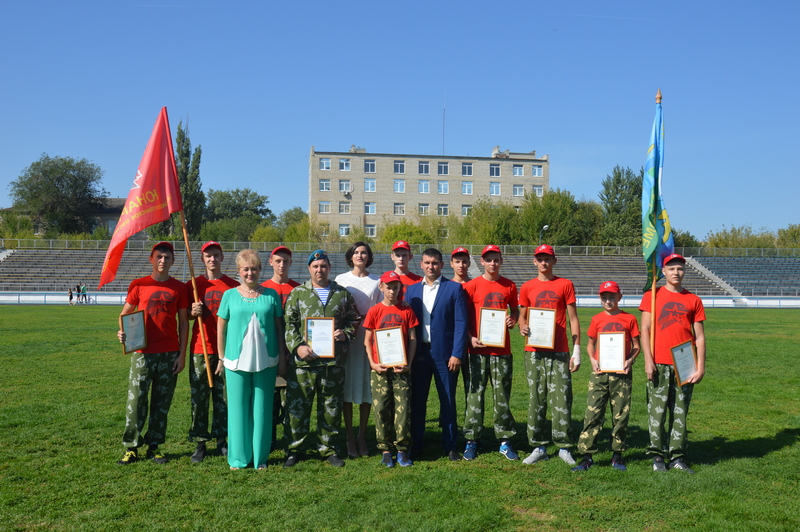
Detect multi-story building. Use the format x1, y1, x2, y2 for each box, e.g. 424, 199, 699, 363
308, 145, 550, 239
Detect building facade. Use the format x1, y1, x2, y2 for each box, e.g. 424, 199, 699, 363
308, 146, 550, 239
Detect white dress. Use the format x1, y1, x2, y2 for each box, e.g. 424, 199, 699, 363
335, 271, 381, 404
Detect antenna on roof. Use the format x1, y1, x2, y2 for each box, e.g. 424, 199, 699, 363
442, 87, 446, 155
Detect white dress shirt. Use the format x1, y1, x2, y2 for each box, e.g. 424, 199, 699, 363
421, 276, 441, 343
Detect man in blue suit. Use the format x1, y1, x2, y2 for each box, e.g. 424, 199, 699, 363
406, 248, 470, 461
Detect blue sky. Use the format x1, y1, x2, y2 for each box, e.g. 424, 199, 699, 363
2, 0, 798, 240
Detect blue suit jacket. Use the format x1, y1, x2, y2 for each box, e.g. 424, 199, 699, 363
406, 276, 469, 362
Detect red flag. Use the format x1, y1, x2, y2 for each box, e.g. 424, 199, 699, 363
98, 107, 183, 288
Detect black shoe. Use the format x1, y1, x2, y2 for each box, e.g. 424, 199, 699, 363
283, 453, 300, 468
327, 454, 345, 467
191, 442, 207, 463
611, 452, 627, 471
146, 446, 168, 464
447, 450, 461, 461
117, 449, 139, 465
668, 457, 695, 474
217, 438, 228, 457
571, 455, 593, 472
653, 455, 667, 472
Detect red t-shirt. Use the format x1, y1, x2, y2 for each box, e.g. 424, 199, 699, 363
639, 287, 706, 364
362, 302, 419, 364
187, 275, 238, 354
261, 278, 300, 307
463, 275, 518, 356
126, 276, 189, 354
396, 272, 422, 302
587, 311, 640, 361
518, 276, 576, 353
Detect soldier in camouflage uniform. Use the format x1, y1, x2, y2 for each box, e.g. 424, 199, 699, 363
573, 281, 640, 472
283, 249, 360, 467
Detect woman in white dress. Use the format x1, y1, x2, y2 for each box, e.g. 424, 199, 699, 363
335, 241, 381, 458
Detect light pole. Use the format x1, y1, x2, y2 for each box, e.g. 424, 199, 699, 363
539, 224, 549, 245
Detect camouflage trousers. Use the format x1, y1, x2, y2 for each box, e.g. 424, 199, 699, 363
523, 351, 575, 449
188, 352, 227, 442
463, 353, 516, 442
576, 371, 632, 454
370, 369, 412, 452
122, 351, 179, 448
647, 363, 694, 460
286, 365, 344, 457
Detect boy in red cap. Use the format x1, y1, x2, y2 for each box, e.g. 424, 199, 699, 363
462, 245, 520, 460
186, 241, 239, 462
116, 241, 189, 465
518, 244, 582, 466
572, 281, 640, 472
363, 271, 419, 468
450, 247, 473, 406
390, 240, 422, 290
639, 254, 706, 473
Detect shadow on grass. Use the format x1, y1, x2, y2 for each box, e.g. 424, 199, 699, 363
690, 428, 800, 464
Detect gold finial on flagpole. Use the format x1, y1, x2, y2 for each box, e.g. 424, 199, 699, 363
656, 88, 662, 103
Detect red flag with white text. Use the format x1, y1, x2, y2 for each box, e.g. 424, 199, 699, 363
98, 107, 183, 288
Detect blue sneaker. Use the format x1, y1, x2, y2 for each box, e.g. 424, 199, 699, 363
611, 453, 627, 471
463, 440, 478, 461
572, 456, 593, 472
381, 452, 394, 468
499, 441, 519, 461
397, 452, 413, 467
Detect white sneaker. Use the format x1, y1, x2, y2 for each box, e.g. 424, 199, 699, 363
522, 446, 549, 465
558, 448, 576, 465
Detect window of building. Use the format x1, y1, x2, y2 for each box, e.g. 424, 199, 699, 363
364, 202, 376, 214
438, 204, 449, 216
513, 164, 523, 176
364, 178, 376, 192
365, 225, 376, 238
318, 201, 331, 214
419, 161, 430, 175
461, 181, 473, 195
321, 223, 329, 237
394, 203, 405, 215
394, 179, 405, 193
339, 224, 350, 237
339, 180, 351, 193
462, 204, 472, 216
418, 203, 429, 216
319, 158, 331, 171
462, 163, 473, 176
339, 158, 350, 171
394, 160, 405, 174
532, 185, 544, 197
319, 179, 331, 192
532, 165, 543, 177
438, 180, 449, 194
438, 162, 449, 175
418, 180, 429, 194
490, 182, 501, 196
490, 163, 501, 177
364, 159, 376, 173
338, 201, 350, 214
513, 184, 524, 196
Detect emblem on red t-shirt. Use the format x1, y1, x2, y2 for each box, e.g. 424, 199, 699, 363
659, 302, 689, 330
482, 292, 507, 308
203, 290, 224, 317
379, 313, 403, 329
602, 322, 626, 333
146, 291, 175, 317
535, 291, 559, 308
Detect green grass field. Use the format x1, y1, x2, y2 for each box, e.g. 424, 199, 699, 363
1, 306, 798, 531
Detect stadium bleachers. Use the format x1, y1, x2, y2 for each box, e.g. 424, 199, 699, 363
694, 256, 800, 296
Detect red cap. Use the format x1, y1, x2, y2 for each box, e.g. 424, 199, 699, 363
151, 241, 174, 254
380, 271, 402, 284
201, 241, 222, 253
598, 281, 621, 294
271, 246, 292, 257
663, 253, 686, 266
481, 245, 502, 257
392, 240, 410, 252
534, 244, 555, 257
451, 246, 470, 257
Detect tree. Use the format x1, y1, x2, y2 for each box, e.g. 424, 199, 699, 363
10, 154, 108, 234
275, 207, 308, 233
596, 166, 642, 246
672, 227, 700, 248
777, 224, 800, 248
705, 225, 776, 248
206, 188, 275, 224
198, 213, 263, 243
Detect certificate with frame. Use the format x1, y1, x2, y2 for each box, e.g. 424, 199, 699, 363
120, 310, 147, 354
305, 317, 335, 358
375, 326, 407, 367
598, 332, 626, 372
479, 307, 507, 348
526, 308, 556, 349
671, 340, 697, 386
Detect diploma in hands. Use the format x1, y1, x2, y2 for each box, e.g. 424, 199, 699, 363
598, 332, 626, 372
306, 317, 335, 358
120, 310, 147, 354
375, 326, 407, 367
671, 340, 697, 385
526, 308, 556, 349
479, 307, 507, 348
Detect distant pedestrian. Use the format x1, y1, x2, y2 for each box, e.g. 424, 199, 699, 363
68, 288, 74, 306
